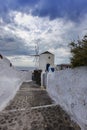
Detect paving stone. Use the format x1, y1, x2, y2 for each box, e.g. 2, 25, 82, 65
20, 82, 40, 91
5, 82, 53, 110
0, 81, 81, 130
30, 105, 81, 130
0, 110, 32, 130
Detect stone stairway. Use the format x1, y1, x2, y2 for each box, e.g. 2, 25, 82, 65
0, 82, 81, 130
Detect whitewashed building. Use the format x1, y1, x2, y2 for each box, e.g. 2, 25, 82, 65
39, 51, 54, 71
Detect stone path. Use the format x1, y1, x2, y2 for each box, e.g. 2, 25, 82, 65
0, 81, 81, 130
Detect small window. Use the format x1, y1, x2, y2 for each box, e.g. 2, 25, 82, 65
48, 56, 50, 59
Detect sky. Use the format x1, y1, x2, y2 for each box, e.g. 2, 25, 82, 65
0, 0, 87, 67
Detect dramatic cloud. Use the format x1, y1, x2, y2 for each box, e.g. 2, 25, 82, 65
0, 10, 87, 66
7, 55, 35, 67
0, 0, 87, 21
32, 0, 87, 21
0, 24, 34, 56
0, 0, 87, 67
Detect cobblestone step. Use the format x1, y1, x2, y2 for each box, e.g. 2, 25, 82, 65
5, 90, 53, 110
30, 105, 81, 130
0, 81, 81, 130
4, 82, 53, 111
0, 105, 81, 130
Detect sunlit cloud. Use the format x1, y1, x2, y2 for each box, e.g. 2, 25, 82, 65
7, 55, 35, 67
0, 10, 87, 66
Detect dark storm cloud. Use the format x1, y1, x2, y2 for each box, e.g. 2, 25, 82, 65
0, 0, 87, 22
0, 34, 34, 56
0, 0, 39, 22
0, 0, 87, 66
0, 0, 40, 14
33, 0, 87, 21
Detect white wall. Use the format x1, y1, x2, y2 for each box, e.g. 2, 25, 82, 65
0, 57, 32, 111
47, 67, 87, 130
39, 53, 54, 71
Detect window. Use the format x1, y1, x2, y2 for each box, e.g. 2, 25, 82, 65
48, 56, 50, 59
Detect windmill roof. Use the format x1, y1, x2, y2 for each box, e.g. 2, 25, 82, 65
40, 51, 54, 55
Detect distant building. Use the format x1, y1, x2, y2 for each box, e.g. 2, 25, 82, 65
56, 64, 71, 70
39, 51, 54, 71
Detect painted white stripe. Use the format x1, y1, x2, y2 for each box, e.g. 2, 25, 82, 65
31, 104, 57, 109
2, 108, 26, 113
2, 104, 57, 113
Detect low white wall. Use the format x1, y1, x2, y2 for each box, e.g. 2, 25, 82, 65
47, 67, 87, 130
41, 71, 47, 88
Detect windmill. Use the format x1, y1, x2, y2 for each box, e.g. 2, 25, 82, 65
34, 43, 39, 69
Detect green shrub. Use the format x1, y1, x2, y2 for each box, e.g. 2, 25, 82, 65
69, 35, 87, 67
